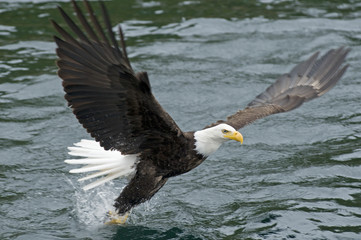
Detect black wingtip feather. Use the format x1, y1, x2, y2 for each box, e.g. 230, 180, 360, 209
72, 0, 100, 42
118, 26, 132, 69
58, 4, 91, 44
83, 0, 110, 46
248, 47, 351, 110
210, 47, 351, 130
99, 1, 117, 47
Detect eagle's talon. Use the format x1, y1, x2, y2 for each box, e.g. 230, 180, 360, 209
105, 211, 129, 225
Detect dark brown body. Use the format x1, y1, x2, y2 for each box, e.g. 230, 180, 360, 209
115, 132, 205, 214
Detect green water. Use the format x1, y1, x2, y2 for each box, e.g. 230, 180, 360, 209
1, 0, 361, 239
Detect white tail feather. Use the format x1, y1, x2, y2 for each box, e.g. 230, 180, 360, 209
78, 168, 123, 181
82, 170, 134, 191
65, 158, 123, 164
68, 162, 126, 173
65, 139, 139, 191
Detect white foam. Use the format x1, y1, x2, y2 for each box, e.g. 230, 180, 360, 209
73, 181, 122, 226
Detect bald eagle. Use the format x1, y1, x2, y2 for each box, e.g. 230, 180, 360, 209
53, 0, 350, 223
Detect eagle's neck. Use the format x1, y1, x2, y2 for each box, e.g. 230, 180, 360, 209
193, 128, 227, 157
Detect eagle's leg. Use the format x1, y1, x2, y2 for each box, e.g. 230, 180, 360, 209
114, 163, 168, 217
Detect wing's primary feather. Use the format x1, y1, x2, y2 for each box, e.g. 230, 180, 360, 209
206, 47, 350, 130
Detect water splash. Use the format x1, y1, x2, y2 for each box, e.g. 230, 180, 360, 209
72, 180, 124, 226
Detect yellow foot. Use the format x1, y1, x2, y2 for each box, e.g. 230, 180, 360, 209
105, 211, 129, 225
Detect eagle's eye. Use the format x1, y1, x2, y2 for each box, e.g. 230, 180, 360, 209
222, 129, 230, 134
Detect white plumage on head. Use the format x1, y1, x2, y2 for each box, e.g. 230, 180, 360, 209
194, 124, 237, 157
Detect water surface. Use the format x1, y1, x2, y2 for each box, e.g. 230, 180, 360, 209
1, 0, 361, 239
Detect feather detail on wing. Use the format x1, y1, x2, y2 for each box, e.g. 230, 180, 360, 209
206, 47, 350, 130
52, 0, 183, 154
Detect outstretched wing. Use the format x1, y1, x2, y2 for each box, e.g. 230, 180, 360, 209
207, 47, 350, 130
52, 0, 182, 154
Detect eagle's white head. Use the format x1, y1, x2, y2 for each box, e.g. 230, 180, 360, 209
194, 123, 243, 157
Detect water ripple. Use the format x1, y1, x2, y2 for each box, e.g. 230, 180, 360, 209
1, 1, 361, 240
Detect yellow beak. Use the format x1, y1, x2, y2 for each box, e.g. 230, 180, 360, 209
224, 131, 243, 144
